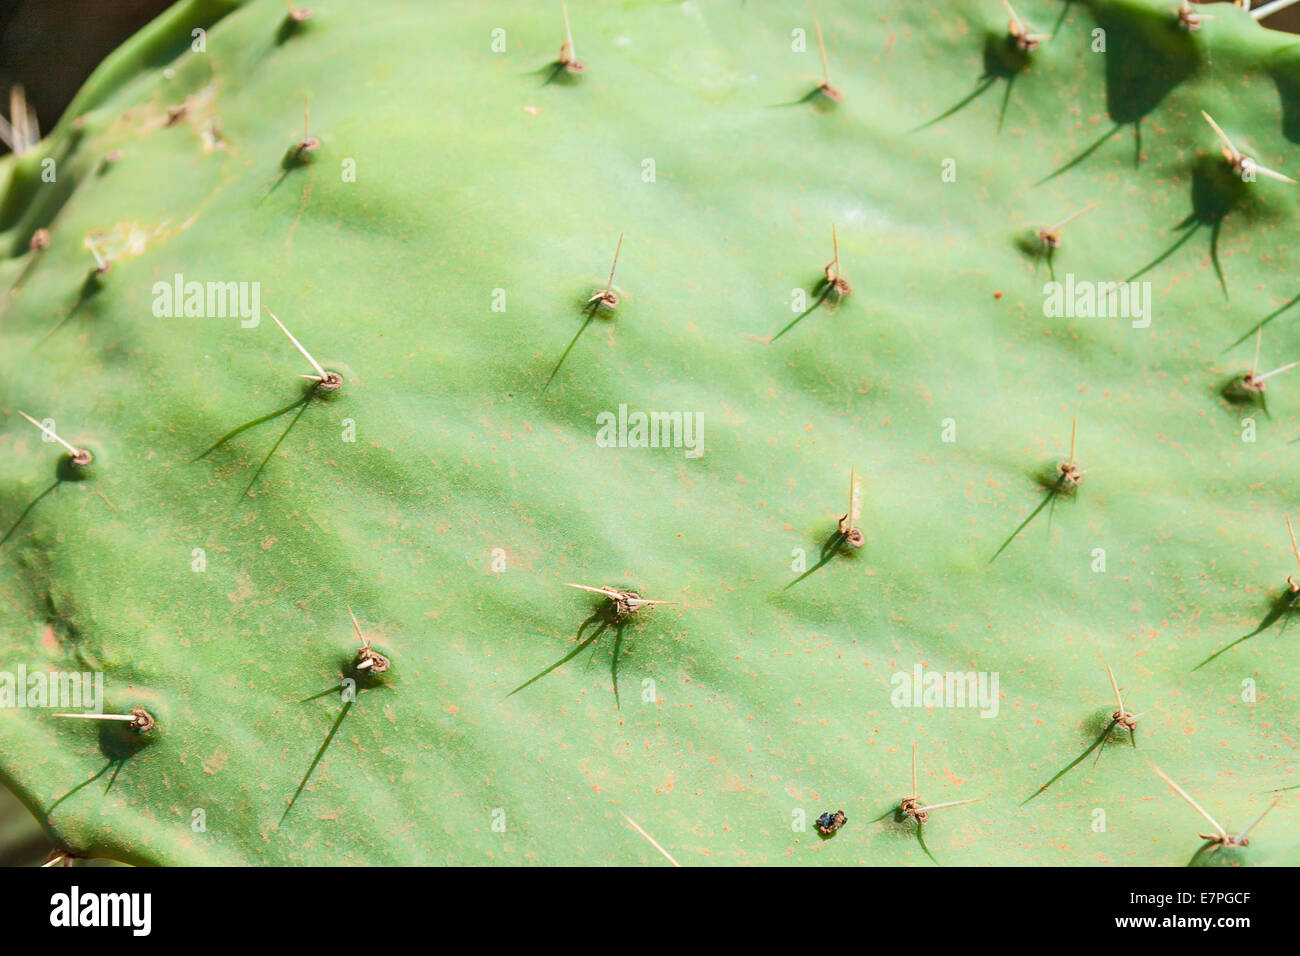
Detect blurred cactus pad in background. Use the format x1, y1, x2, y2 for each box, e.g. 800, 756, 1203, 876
1, 0, 1300, 866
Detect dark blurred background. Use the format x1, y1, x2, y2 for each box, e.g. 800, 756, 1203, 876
0, 0, 173, 146
0, 0, 1298, 864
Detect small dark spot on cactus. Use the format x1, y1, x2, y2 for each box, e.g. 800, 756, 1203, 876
1015, 229, 1051, 262
96, 716, 156, 787
356, 647, 391, 675
165, 104, 188, 126
96, 151, 123, 177
815, 810, 847, 837
283, 140, 319, 170
62, 446, 93, 472
29, 228, 49, 251
604, 590, 640, 622
1113, 709, 1138, 734
1037, 204, 1101, 253
1057, 460, 1082, 488
1003, 0, 1047, 53
55, 453, 91, 484
1030, 462, 1074, 497
1010, 28, 1039, 53
1224, 336, 1270, 408
988, 30, 1032, 77
1177, 1, 1209, 32
276, 2, 314, 43
899, 796, 927, 824
1080, 707, 1122, 740
541, 61, 584, 86
1192, 151, 1251, 218
817, 82, 842, 103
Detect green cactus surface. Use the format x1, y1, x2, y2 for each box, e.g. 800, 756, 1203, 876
1, 0, 1299, 866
